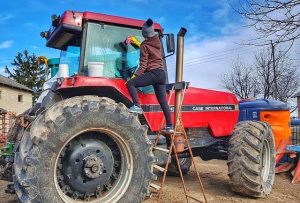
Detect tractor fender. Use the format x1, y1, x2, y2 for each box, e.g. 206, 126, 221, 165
57, 76, 133, 107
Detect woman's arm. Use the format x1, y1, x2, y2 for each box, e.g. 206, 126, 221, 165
135, 44, 148, 75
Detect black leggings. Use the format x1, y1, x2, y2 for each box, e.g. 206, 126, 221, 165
126, 69, 172, 127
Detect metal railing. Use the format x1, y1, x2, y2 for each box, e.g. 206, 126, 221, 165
291, 126, 300, 145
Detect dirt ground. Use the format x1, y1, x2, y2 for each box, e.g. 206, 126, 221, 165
1, 159, 300, 203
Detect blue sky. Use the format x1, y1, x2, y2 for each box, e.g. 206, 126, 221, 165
0, 0, 241, 75
7, 0, 297, 90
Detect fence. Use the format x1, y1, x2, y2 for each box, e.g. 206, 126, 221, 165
292, 126, 300, 145
0, 112, 16, 146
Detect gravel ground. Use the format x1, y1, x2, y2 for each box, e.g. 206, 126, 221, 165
1, 159, 300, 203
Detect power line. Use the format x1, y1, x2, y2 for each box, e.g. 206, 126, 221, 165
184, 47, 260, 66
167, 43, 299, 68
168, 46, 260, 66
173, 42, 300, 65
167, 47, 264, 68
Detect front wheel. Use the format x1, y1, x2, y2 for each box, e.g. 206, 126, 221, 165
227, 121, 276, 197
14, 96, 155, 203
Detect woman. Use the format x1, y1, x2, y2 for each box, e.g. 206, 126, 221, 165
126, 18, 173, 133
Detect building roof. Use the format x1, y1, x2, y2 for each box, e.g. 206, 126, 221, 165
0, 75, 32, 92
293, 92, 300, 98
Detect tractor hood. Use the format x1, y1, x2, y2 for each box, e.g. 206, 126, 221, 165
139, 86, 239, 136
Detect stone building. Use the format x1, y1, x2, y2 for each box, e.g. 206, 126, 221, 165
0, 75, 33, 115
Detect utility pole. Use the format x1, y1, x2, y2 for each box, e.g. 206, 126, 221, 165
271, 40, 277, 99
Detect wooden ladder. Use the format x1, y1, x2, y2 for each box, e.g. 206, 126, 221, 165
150, 82, 208, 203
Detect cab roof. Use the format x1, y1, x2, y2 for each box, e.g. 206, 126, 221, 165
60, 11, 163, 31
82, 11, 163, 31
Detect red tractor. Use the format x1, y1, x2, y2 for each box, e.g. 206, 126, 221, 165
9, 11, 275, 202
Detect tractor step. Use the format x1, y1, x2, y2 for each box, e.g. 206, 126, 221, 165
150, 183, 161, 191
153, 147, 169, 153
153, 164, 166, 172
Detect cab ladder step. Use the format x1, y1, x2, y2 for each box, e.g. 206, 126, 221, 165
150, 183, 161, 191
153, 147, 170, 153
153, 164, 166, 172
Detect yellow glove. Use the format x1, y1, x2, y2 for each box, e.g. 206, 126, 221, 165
130, 36, 141, 48
125, 74, 136, 84
131, 74, 136, 79
125, 35, 141, 48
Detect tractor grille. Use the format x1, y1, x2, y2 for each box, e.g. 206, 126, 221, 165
292, 126, 300, 144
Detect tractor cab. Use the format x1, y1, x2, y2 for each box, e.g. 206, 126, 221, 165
41, 11, 174, 82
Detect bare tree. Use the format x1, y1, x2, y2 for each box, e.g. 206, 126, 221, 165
254, 48, 300, 102
222, 48, 300, 102
277, 67, 300, 102
221, 58, 259, 99
236, 0, 300, 45
254, 49, 273, 98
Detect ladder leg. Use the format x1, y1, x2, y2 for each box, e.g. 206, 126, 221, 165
180, 119, 208, 203
150, 85, 208, 203
172, 142, 189, 202
154, 133, 175, 201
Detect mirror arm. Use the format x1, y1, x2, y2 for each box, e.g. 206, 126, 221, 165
162, 33, 175, 58
164, 51, 175, 58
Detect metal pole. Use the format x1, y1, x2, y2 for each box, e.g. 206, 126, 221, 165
271, 40, 277, 99
174, 27, 187, 125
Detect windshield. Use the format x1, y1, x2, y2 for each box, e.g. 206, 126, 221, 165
60, 46, 81, 76
82, 22, 146, 78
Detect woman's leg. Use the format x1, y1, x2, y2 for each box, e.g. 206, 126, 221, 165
126, 72, 154, 107
153, 84, 172, 127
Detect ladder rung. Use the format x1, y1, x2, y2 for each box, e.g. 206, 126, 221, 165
186, 194, 204, 203
160, 131, 183, 136
153, 147, 170, 153
150, 183, 161, 191
153, 164, 166, 172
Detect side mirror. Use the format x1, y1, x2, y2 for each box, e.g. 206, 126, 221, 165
166, 33, 175, 53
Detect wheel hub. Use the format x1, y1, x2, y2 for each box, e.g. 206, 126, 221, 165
84, 155, 104, 178
56, 135, 122, 200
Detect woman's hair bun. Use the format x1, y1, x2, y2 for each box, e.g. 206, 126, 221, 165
146, 18, 153, 26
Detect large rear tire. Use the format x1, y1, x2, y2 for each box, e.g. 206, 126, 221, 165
13, 96, 155, 203
227, 121, 275, 197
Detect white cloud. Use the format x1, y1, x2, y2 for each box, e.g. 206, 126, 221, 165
166, 26, 262, 90
31, 45, 40, 50
213, 0, 231, 21
23, 22, 37, 27
166, 25, 300, 92
0, 67, 8, 76
0, 14, 14, 24
156, 17, 166, 25
0, 40, 14, 49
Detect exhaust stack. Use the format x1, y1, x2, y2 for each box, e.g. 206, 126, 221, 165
174, 27, 187, 125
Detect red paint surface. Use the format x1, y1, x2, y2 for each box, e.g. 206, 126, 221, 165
60, 11, 83, 27
60, 11, 162, 31
58, 76, 239, 137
